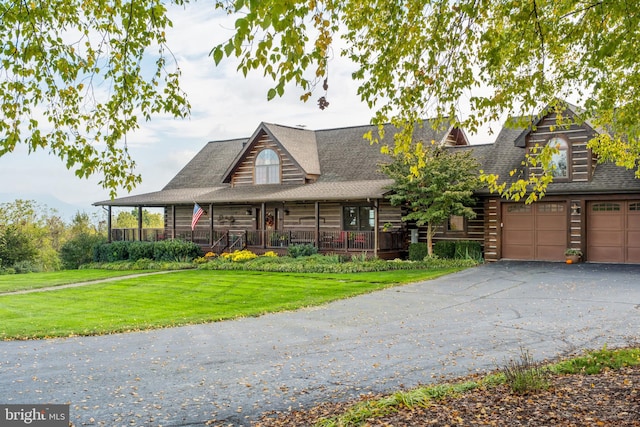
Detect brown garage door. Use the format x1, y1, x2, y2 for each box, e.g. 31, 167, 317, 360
587, 201, 640, 263
502, 202, 567, 261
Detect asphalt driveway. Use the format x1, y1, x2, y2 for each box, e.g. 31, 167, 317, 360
2, 261, 639, 426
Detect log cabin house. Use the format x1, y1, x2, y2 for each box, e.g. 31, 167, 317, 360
95, 104, 640, 263
95, 120, 469, 259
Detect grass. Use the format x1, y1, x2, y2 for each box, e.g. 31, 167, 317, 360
316, 346, 640, 427
0, 269, 154, 293
501, 347, 550, 393
551, 344, 640, 374
0, 268, 462, 340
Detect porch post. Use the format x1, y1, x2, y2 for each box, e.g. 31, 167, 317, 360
261, 202, 266, 249
107, 206, 112, 243
315, 201, 320, 247
374, 199, 379, 257
137, 206, 143, 241
171, 205, 176, 239
209, 203, 214, 246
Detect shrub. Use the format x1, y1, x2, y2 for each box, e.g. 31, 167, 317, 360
0, 225, 38, 268
61, 233, 107, 269
11, 260, 42, 273
502, 347, 550, 394
320, 253, 347, 264
93, 240, 201, 263
197, 253, 477, 273
81, 259, 195, 271
433, 241, 456, 259
422, 257, 478, 269
408, 243, 428, 261
93, 243, 108, 263
287, 243, 318, 258
221, 249, 258, 262
454, 240, 483, 261
153, 240, 202, 262
351, 252, 370, 262
127, 241, 155, 261
93, 241, 130, 262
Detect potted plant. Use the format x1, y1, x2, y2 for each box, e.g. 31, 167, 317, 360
564, 248, 583, 264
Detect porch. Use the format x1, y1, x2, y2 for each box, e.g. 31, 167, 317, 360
109, 228, 405, 257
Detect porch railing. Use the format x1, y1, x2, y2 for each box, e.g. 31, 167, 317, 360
110, 228, 165, 242
110, 228, 404, 252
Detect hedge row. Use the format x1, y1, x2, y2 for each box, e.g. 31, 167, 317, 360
93, 240, 202, 263
433, 240, 483, 261
197, 253, 478, 273
409, 240, 483, 261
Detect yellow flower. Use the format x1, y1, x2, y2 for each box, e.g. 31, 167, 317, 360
224, 249, 258, 262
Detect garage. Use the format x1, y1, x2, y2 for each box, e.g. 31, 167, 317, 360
587, 201, 640, 263
501, 202, 567, 261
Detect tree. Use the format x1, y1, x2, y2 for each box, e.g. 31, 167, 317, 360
113, 209, 164, 228
4, 1, 640, 199
59, 233, 107, 269
381, 143, 480, 256
68, 212, 99, 237
0, 225, 38, 269
212, 0, 640, 200
0, 0, 189, 196
0, 199, 62, 270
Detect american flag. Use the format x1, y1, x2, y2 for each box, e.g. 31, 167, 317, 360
191, 203, 205, 231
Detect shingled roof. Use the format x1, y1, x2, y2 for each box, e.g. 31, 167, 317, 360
471, 119, 640, 195
95, 119, 454, 207
95, 114, 640, 208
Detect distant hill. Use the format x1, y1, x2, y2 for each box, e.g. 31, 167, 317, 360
0, 193, 101, 221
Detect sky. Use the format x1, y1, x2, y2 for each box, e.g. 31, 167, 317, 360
0, 3, 496, 221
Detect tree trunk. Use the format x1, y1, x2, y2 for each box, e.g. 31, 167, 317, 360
427, 222, 433, 256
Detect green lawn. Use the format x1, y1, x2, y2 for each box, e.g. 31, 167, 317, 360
0, 269, 154, 293
0, 268, 463, 340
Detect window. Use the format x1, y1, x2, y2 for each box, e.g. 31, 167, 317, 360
592, 202, 621, 212
538, 203, 565, 213
548, 137, 569, 179
447, 215, 465, 232
507, 204, 531, 213
255, 149, 280, 184
343, 206, 374, 231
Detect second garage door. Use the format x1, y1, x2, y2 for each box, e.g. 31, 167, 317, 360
502, 202, 567, 261
587, 201, 640, 263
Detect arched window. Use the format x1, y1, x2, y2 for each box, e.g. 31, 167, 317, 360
548, 137, 569, 179
255, 149, 280, 184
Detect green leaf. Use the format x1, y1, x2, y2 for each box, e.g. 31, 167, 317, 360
224, 40, 234, 56
212, 47, 223, 65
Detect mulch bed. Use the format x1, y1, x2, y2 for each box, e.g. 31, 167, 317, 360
252, 365, 640, 426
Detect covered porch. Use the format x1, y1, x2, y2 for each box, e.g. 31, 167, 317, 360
104, 199, 407, 258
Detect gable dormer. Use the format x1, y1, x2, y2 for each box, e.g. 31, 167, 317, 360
442, 126, 470, 146
222, 123, 320, 187
514, 103, 599, 183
